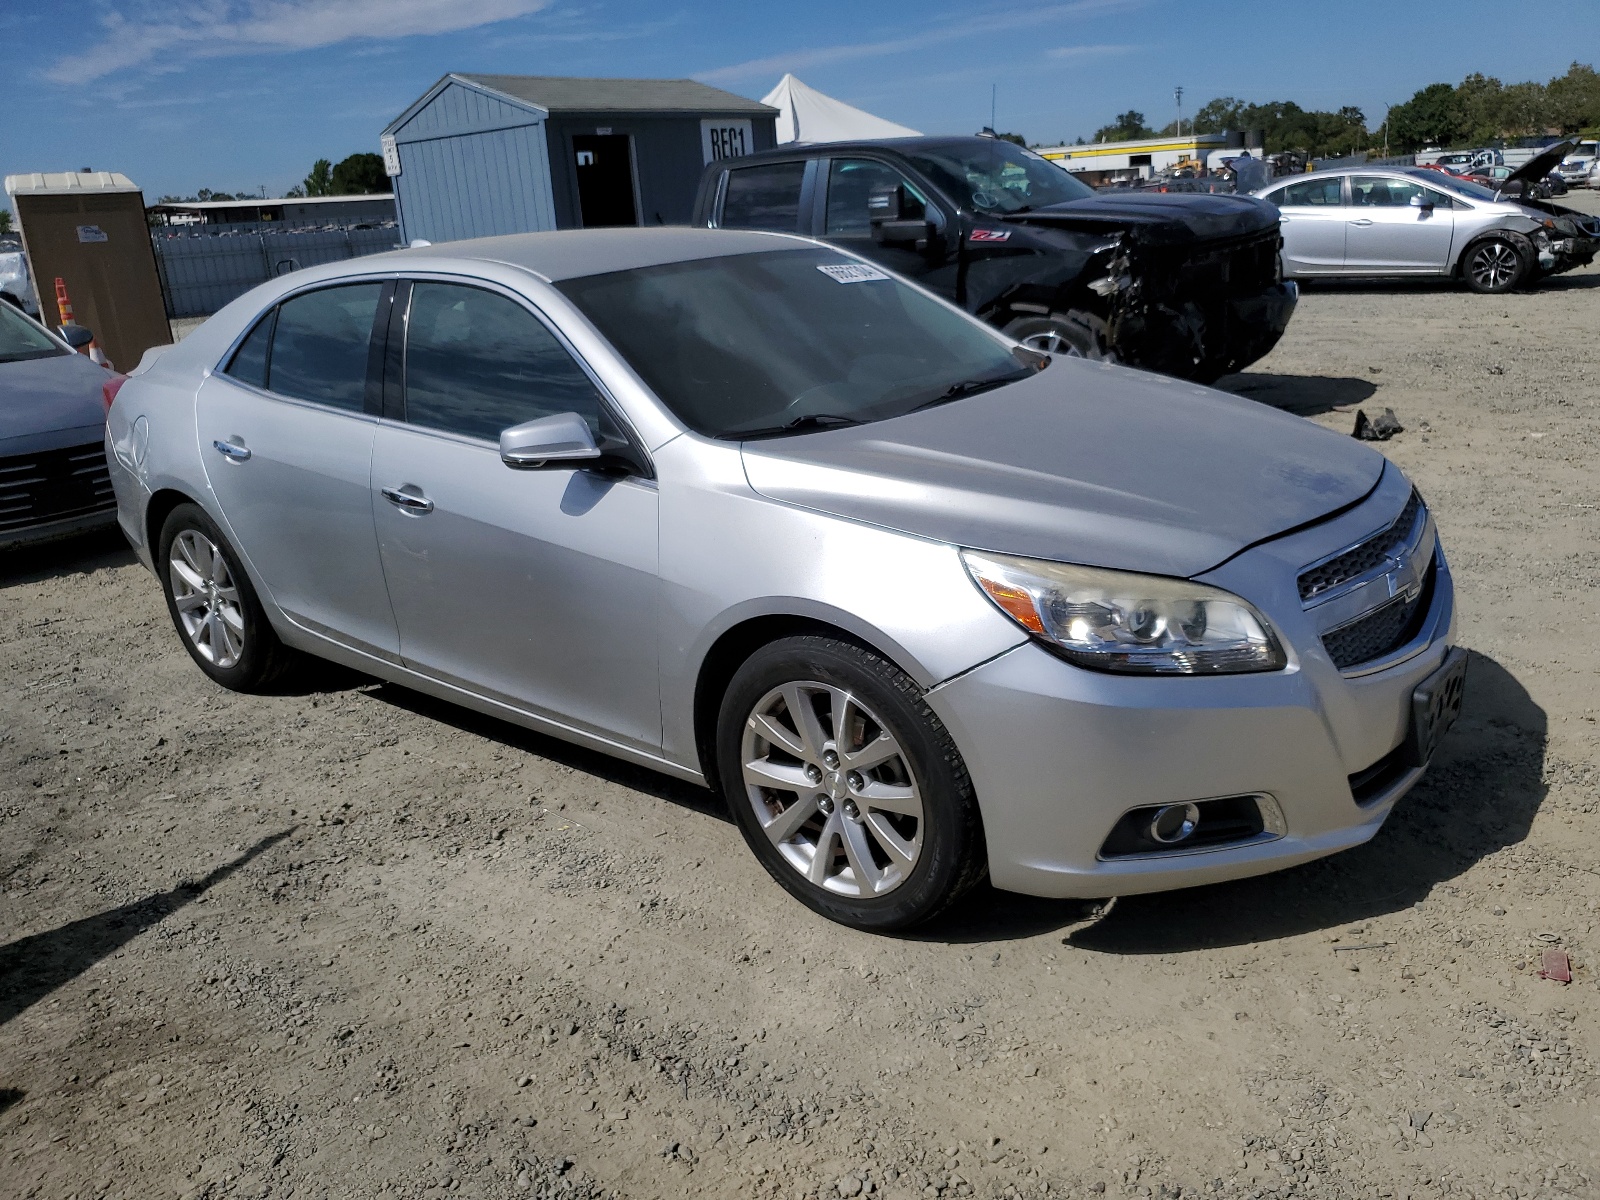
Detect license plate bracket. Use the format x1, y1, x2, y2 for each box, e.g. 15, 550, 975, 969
1402, 647, 1468, 769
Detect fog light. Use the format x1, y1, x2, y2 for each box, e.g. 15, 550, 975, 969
1148, 803, 1201, 844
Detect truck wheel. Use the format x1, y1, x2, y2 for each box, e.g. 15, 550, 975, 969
1003, 311, 1116, 362
1462, 238, 1526, 294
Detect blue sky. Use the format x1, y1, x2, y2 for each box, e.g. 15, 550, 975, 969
1, 0, 1591, 202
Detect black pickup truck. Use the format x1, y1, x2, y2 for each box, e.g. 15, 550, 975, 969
691, 137, 1298, 382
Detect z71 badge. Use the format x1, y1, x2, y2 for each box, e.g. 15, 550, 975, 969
968, 229, 1012, 243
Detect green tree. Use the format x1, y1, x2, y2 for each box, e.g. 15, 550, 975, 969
1545, 62, 1600, 133
330, 152, 388, 195
303, 158, 334, 197
0, 209, 12, 234
1093, 110, 1156, 142
1387, 82, 1467, 149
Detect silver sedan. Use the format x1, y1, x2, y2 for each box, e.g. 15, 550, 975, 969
1257, 162, 1598, 293
107, 228, 1462, 931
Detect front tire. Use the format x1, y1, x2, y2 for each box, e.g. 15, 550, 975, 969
716, 636, 986, 932
1462, 237, 1526, 294
158, 503, 296, 691
1003, 310, 1116, 362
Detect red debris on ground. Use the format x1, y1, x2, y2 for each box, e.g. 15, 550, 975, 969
1537, 949, 1572, 983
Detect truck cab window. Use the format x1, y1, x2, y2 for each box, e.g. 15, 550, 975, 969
825, 160, 927, 237
719, 162, 807, 232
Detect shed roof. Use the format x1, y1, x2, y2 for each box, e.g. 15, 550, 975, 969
459, 74, 776, 116
5, 171, 141, 197
148, 194, 394, 212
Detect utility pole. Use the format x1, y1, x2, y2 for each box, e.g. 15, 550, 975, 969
991, 84, 997, 135
1175, 86, 1184, 138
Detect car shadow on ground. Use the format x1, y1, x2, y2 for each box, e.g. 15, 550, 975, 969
0, 830, 293, 1029
1063, 651, 1543, 954
1214, 372, 1378, 416
363, 683, 729, 822
0, 529, 135, 588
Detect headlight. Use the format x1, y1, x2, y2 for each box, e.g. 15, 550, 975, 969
962, 550, 1287, 675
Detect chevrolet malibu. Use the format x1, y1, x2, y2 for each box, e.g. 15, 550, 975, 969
106, 228, 1464, 931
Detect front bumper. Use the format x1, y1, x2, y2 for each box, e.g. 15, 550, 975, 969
1117, 281, 1298, 381
926, 476, 1456, 899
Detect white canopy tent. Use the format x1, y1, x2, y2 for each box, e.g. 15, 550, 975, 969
760, 74, 920, 144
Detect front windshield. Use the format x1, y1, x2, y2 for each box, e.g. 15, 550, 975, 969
0, 301, 67, 365
903, 142, 1095, 214
557, 248, 1036, 439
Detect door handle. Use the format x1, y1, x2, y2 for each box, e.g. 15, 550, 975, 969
212, 438, 251, 462
381, 485, 434, 515
1348, 218, 1373, 226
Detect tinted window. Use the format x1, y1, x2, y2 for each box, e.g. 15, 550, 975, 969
224, 310, 274, 388
403, 283, 604, 441
0, 302, 67, 365
825, 160, 926, 236
1273, 177, 1343, 206
557, 248, 1033, 439
1352, 176, 1432, 207
268, 284, 381, 411
719, 162, 806, 231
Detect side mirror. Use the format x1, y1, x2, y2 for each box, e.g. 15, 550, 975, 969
499, 412, 601, 469
868, 182, 936, 248
58, 323, 95, 350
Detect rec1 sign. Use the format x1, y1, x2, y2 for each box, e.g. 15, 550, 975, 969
701, 120, 754, 164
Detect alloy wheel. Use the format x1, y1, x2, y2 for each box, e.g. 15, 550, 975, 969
739, 681, 924, 898
1019, 328, 1086, 358
1470, 242, 1519, 291
168, 529, 246, 669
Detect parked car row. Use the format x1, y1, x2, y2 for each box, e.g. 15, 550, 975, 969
98, 226, 1464, 930
1257, 142, 1599, 293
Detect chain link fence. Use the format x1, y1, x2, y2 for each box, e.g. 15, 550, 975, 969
150, 224, 402, 319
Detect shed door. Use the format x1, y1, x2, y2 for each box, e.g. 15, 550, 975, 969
573, 134, 639, 228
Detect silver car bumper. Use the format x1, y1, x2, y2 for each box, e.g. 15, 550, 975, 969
927, 493, 1457, 899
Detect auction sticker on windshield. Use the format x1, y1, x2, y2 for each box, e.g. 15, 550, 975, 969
817, 263, 891, 284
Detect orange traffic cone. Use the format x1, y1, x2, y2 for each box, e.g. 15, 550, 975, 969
53, 276, 113, 370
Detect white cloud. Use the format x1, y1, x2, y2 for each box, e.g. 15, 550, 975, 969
1047, 43, 1139, 59
694, 0, 1138, 84
47, 0, 552, 83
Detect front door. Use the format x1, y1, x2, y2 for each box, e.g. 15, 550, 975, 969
1345, 176, 1456, 273
573, 134, 638, 228
1268, 175, 1348, 274
819, 158, 955, 296
196, 281, 398, 658
371, 280, 661, 749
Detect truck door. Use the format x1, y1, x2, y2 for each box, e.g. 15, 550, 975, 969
819, 158, 956, 297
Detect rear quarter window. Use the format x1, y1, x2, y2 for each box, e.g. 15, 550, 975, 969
719, 162, 807, 232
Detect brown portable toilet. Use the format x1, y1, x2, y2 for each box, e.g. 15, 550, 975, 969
3, 171, 172, 372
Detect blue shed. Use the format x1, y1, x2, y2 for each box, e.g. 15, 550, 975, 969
381, 74, 778, 245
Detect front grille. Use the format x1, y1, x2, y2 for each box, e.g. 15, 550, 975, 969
1321, 559, 1436, 670
1161, 228, 1282, 296
1298, 490, 1423, 603
0, 442, 115, 534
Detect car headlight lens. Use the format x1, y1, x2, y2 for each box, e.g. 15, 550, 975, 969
961, 550, 1287, 675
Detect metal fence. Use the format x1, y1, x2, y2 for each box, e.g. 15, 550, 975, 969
151, 225, 401, 318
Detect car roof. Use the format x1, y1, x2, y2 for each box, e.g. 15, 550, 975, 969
700, 135, 1008, 164
361, 227, 817, 283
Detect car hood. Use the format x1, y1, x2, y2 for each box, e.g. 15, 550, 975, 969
0, 352, 109, 453
1011, 192, 1280, 245
740, 362, 1385, 579
1501, 141, 1574, 193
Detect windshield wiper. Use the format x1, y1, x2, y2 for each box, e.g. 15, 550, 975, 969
905, 368, 1034, 413
736, 413, 865, 440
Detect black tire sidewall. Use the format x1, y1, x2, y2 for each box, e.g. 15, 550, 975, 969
157, 503, 284, 691
715, 636, 984, 932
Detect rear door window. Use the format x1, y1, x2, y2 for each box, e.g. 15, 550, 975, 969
264, 283, 383, 411
402, 282, 605, 441
1272, 177, 1343, 206
718, 162, 807, 231
224, 310, 274, 388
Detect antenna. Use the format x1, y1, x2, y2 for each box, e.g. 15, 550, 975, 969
1175, 86, 1185, 138
991, 84, 997, 135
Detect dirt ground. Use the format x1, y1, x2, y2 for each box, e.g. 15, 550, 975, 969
5, 195, 1600, 1200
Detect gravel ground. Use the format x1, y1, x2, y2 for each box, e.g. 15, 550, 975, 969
6, 194, 1600, 1200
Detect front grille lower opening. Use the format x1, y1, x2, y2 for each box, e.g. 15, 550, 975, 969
1348, 743, 1413, 806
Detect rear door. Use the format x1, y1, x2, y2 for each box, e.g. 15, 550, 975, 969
712, 159, 813, 234
1265, 175, 1347, 274
196, 281, 398, 659
370, 279, 661, 749
1345, 175, 1456, 273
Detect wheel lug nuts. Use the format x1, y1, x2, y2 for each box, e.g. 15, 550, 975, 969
818, 797, 833, 814
823, 750, 839, 768
847, 772, 863, 791
843, 801, 859, 820
805, 765, 822, 784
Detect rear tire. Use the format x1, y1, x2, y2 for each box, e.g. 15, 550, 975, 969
158, 503, 297, 692
716, 636, 986, 932
1462, 237, 1526, 294
1003, 310, 1116, 362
